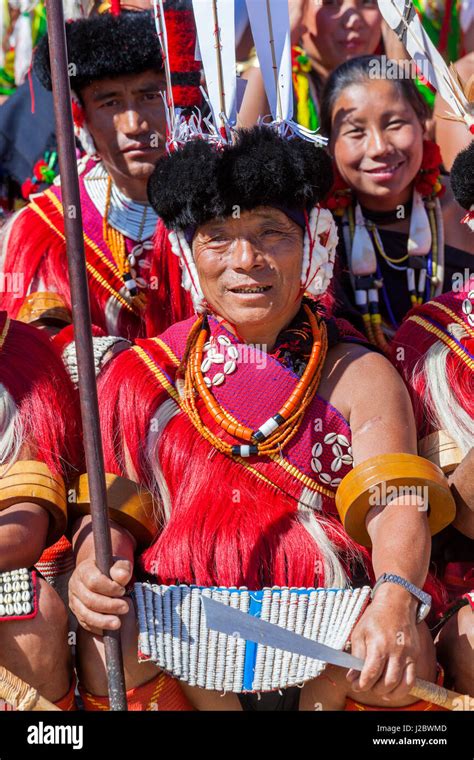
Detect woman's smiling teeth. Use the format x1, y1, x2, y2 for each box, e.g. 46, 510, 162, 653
363, 159, 405, 176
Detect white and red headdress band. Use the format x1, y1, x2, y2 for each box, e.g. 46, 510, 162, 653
168, 206, 338, 314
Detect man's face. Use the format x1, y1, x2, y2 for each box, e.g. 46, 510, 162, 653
80, 69, 167, 184
193, 207, 304, 336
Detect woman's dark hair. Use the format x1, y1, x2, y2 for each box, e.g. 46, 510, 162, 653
320, 55, 431, 138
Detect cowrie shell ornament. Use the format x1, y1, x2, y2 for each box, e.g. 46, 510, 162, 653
212, 373, 225, 387
312, 430, 353, 487
224, 360, 237, 375
200, 334, 239, 387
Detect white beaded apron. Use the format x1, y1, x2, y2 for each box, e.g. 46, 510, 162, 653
134, 583, 370, 693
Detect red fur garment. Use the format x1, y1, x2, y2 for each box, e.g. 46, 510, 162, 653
98, 338, 368, 588
141, 408, 367, 588
1, 202, 120, 334
1, 205, 70, 320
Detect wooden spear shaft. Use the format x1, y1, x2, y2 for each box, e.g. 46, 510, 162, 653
45, 0, 128, 711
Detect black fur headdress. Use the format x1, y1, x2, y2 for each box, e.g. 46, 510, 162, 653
147, 126, 333, 230
33, 12, 163, 95
450, 142, 474, 210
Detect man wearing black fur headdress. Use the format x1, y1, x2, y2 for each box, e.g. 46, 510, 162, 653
68, 123, 455, 712
0, 7, 197, 340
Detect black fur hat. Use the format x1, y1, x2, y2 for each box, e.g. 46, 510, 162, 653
33, 11, 163, 96
147, 126, 333, 230
450, 142, 474, 210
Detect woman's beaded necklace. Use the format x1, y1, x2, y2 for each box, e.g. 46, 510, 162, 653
343, 197, 444, 354
180, 303, 328, 459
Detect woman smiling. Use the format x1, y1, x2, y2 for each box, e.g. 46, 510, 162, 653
320, 55, 473, 353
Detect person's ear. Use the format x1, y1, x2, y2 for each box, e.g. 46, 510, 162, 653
421, 120, 431, 140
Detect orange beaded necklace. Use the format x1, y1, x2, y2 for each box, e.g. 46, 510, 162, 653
180, 303, 328, 458
103, 176, 130, 279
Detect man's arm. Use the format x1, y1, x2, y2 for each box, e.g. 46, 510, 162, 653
338, 348, 433, 698
349, 349, 431, 587
433, 53, 474, 171
236, 67, 270, 130
0, 503, 49, 571
450, 448, 474, 538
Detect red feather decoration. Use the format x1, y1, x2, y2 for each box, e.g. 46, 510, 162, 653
110, 0, 121, 16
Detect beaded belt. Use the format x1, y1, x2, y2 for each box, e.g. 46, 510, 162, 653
134, 584, 370, 693
0, 568, 37, 621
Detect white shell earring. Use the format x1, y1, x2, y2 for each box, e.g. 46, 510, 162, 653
408, 190, 432, 256
350, 204, 377, 276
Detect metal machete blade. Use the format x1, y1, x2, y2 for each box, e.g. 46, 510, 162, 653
201, 595, 365, 672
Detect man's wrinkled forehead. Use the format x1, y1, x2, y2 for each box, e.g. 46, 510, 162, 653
202, 207, 292, 232
187, 206, 306, 246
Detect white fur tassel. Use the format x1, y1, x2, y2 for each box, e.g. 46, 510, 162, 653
417, 323, 474, 457
0, 385, 24, 467
168, 230, 205, 312
302, 206, 338, 297
297, 487, 349, 588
